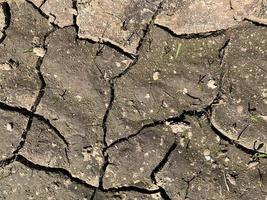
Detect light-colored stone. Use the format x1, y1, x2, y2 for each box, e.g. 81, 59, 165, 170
155, 0, 238, 35
0, 63, 11, 71
41, 0, 74, 27
207, 80, 217, 89
169, 123, 191, 134
77, 0, 161, 54
33, 47, 46, 57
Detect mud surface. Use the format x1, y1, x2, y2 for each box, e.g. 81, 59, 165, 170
0, 1, 266, 200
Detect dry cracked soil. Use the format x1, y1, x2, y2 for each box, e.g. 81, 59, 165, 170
0, 0, 267, 200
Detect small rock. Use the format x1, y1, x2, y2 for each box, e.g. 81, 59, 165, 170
207, 80, 217, 89
170, 123, 190, 134
247, 161, 259, 169
145, 93, 150, 99
183, 88, 188, 94
225, 157, 230, 162
153, 71, 160, 80
6, 122, 13, 132
203, 149, 211, 161
0, 63, 12, 71
226, 173, 236, 186
75, 95, 82, 102
33, 47, 46, 57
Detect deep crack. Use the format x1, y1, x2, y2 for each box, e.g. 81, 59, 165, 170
106, 110, 201, 150
155, 24, 226, 40
150, 142, 177, 200
150, 142, 177, 184
0, 2, 11, 43
97, 0, 167, 191
15, 154, 97, 189
182, 171, 202, 199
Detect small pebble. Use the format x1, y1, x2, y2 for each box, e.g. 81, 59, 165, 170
6, 122, 13, 132
203, 149, 211, 160
0, 63, 12, 71
153, 71, 160, 80
207, 80, 217, 89
247, 161, 259, 169
33, 47, 46, 57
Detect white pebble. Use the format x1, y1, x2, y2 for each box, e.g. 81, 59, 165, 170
33, 47, 46, 57
207, 80, 217, 89
6, 123, 13, 132
153, 71, 160, 80
0, 63, 12, 71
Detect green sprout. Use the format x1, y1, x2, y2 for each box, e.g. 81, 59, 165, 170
175, 43, 182, 59
51, 95, 60, 105
249, 114, 262, 124
254, 152, 267, 159
23, 47, 33, 53
197, 85, 204, 92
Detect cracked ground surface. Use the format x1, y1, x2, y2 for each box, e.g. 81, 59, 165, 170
0, 0, 266, 199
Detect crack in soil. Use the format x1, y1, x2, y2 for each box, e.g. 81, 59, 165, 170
150, 142, 177, 184
106, 109, 205, 151
0, 2, 11, 43
0, 104, 69, 168
10, 27, 59, 157
150, 142, 177, 200
34, 113, 69, 146
0, 101, 69, 147
155, 24, 226, 39
25, 0, 62, 29
15, 154, 97, 189
72, 0, 79, 34
16, 154, 165, 197
97, 1, 168, 196
25, 0, 49, 20
1, 2, 266, 199
0, 155, 15, 168
12, 115, 33, 154
30, 27, 57, 112
182, 171, 202, 199
39, 0, 48, 8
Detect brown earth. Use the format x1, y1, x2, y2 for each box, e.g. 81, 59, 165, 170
0, 1, 267, 200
